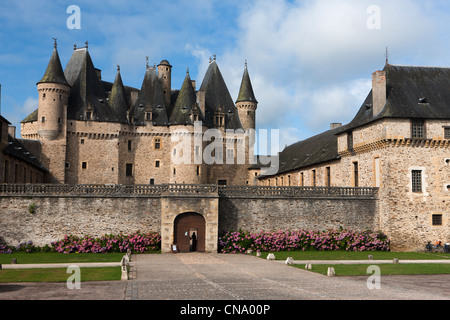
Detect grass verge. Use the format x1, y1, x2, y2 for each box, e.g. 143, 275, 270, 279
295, 263, 450, 276
0, 267, 122, 282
0, 253, 124, 264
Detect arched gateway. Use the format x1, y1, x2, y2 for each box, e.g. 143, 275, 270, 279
174, 212, 205, 252
160, 185, 219, 253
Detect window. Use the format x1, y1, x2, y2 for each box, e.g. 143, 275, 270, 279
149, 178, 155, 185
300, 172, 304, 187
218, 180, 227, 186
65, 162, 70, 169
326, 167, 331, 187
126, 164, 133, 177
347, 131, 353, 151
444, 127, 450, 139
86, 112, 92, 120
312, 170, 316, 187
155, 160, 160, 168
41, 117, 46, 123
145, 112, 152, 121
412, 120, 425, 139
353, 162, 359, 187
288, 175, 291, 186
432, 214, 443, 226
411, 170, 422, 192
128, 140, 132, 151
154, 138, 161, 149
173, 168, 176, 175
80, 139, 85, 144
196, 165, 200, 176
81, 162, 87, 170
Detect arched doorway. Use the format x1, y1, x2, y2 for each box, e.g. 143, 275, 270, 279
174, 212, 206, 252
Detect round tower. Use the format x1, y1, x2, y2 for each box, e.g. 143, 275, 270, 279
37, 40, 70, 140
235, 61, 258, 131
157, 59, 172, 109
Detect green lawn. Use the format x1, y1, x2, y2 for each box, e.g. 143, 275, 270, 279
295, 263, 450, 276
0, 252, 125, 282
0, 267, 122, 282
256, 250, 450, 261
0, 252, 124, 264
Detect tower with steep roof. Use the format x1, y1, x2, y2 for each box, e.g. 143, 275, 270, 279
157, 59, 172, 110
36, 39, 71, 140
235, 61, 258, 131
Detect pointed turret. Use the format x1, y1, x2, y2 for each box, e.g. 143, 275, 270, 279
236, 61, 257, 104
132, 65, 168, 126
235, 61, 258, 130
36, 39, 71, 141
37, 39, 69, 87
169, 69, 198, 125
198, 59, 242, 129
63, 46, 115, 122
108, 65, 129, 123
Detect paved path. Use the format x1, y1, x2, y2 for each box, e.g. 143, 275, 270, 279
1, 253, 450, 301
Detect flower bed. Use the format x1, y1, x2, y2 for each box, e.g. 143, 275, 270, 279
0, 231, 161, 254
218, 229, 390, 253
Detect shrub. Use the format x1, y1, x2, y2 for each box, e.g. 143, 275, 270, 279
218, 229, 390, 253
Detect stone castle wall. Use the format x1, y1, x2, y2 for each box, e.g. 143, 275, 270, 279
0, 185, 378, 249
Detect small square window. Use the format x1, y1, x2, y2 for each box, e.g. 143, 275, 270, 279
81, 162, 87, 170
155, 160, 160, 168
432, 214, 442, 226
149, 178, 155, 185
80, 139, 85, 144
444, 127, 450, 139
154, 138, 161, 149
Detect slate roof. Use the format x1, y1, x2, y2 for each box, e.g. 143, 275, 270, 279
3, 135, 48, 172
131, 67, 169, 126
236, 65, 257, 103
37, 46, 70, 87
24, 45, 251, 130
199, 61, 243, 130
169, 71, 197, 125
269, 64, 450, 176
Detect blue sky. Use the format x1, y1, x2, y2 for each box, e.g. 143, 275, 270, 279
1, 0, 449, 151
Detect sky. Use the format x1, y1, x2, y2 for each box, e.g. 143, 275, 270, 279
0, 0, 449, 153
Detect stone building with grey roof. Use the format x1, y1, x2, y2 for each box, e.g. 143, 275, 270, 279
259, 63, 450, 250
21, 41, 258, 186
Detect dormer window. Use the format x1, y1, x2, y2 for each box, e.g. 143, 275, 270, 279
86, 112, 92, 121
412, 120, 425, 139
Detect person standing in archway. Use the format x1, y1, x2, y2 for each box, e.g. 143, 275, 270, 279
190, 232, 197, 252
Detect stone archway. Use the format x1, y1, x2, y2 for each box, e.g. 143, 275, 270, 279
160, 188, 219, 253
174, 212, 205, 252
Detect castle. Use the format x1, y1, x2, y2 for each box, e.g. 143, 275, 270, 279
19, 40, 259, 186
1, 41, 449, 252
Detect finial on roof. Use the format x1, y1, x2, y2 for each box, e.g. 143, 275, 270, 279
53, 38, 57, 49
385, 46, 389, 65
213, 53, 216, 61
209, 56, 212, 63
245, 59, 247, 68
73, 43, 77, 50
85, 41, 89, 50
117, 65, 120, 72
146, 56, 149, 69
186, 67, 189, 75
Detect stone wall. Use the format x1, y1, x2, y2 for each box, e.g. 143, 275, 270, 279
0, 185, 379, 250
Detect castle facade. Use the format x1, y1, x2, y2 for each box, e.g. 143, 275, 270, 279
20, 41, 259, 186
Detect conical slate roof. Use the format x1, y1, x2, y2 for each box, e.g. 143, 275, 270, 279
63, 48, 117, 121
37, 44, 69, 87
236, 65, 257, 103
169, 71, 197, 125
199, 60, 243, 130
108, 67, 129, 124
132, 67, 168, 126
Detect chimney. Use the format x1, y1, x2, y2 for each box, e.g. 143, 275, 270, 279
372, 70, 386, 116
330, 123, 342, 130
8, 125, 16, 138
197, 90, 206, 116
